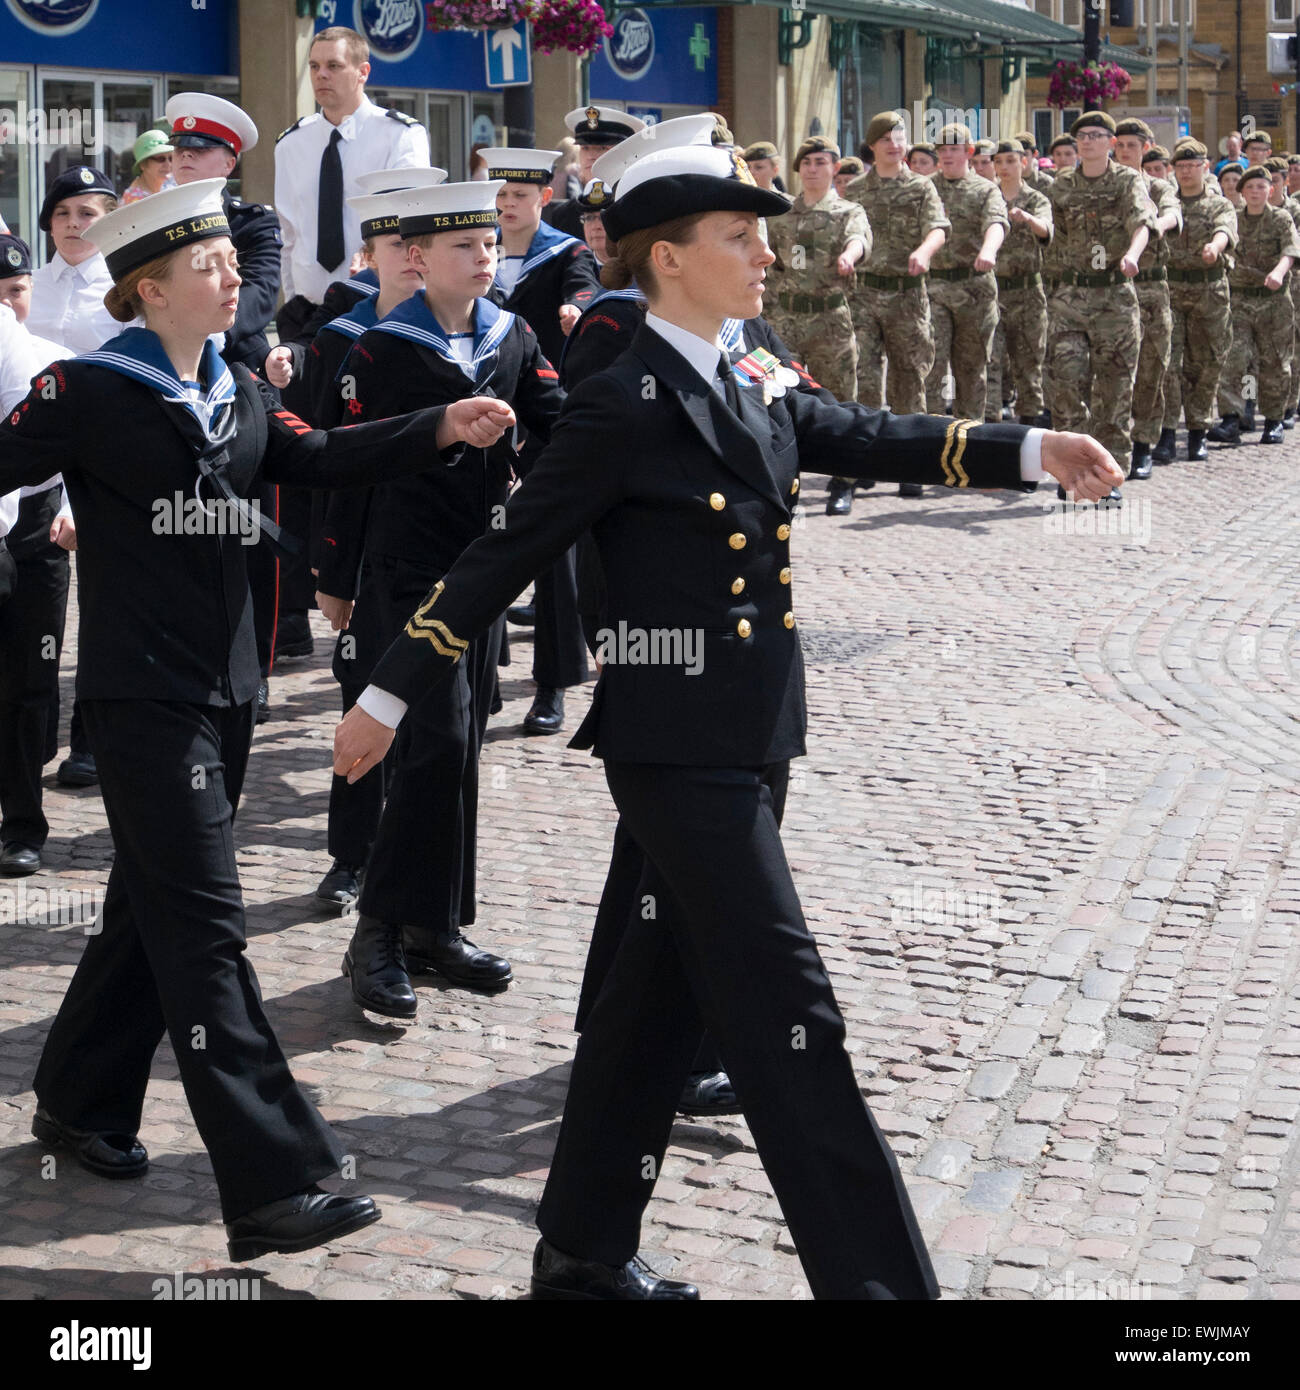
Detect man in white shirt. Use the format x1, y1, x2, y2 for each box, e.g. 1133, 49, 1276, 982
27, 165, 120, 356
274, 24, 430, 306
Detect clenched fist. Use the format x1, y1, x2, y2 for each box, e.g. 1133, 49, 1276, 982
435, 396, 518, 451
1040, 431, 1126, 502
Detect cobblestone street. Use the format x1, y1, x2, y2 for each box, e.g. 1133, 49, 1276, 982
3, 436, 1299, 1303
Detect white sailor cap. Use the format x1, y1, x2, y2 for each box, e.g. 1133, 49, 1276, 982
165, 92, 258, 157
384, 181, 505, 238
82, 177, 231, 280
353, 166, 449, 197
481, 147, 561, 185
603, 145, 792, 243
564, 105, 646, 147
590, 113, 718, 189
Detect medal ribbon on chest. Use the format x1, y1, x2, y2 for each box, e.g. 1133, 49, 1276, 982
732, 346, 800, 402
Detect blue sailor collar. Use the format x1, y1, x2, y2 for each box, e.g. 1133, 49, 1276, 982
579, 284, 745, 350
320, 295, 380, 342
349, 267, 380, 297
496, 219, 582, 294
368, 288, 515, 381
80, 327, 236, 442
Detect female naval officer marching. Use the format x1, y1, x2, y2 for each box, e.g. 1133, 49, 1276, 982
0, 178, 513, 1260
335, 143, 1124, 1300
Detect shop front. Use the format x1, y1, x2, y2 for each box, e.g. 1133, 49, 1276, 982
0, 0, 235, 256
587, 6, 718, 126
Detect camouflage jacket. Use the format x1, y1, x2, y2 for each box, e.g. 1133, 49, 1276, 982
996, 183, 1052, 278
1046, 162, 1156, 273
1138, 172, 1180, 271
1169, 187, 1238, 272
929, 169, 1009, 269
1229, 204, 1300, 287
844, 164, 949, 277
766, 188, 871, 296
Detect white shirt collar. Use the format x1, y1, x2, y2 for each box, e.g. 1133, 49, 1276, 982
326, 93, 376, 141
644, 311, 729, 390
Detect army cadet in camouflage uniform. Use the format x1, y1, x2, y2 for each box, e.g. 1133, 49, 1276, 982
1019, 132, 1056, 193
841, 110, 950, 509
765, 134, 870, 404
765, 134, 870, 511
924, 123, 1009, 421
907, 142, 938, 176
1211, 165, 1300, 444
987, 139, 1052, 426
1048, 134, 1078, 174
1044, 110, 1154, 492
972, 139, 997, 181
1142, 145, 1170, 183
1161, 138, 1238, 462
833, 156, 864, 198
1113, 118, 1181, 478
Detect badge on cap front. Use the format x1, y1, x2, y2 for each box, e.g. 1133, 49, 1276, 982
586, 179, 607, 204
183, 116, 196, 129
586, 106, 600, 129
79, 168, 94, 185
6, 248, 21, 267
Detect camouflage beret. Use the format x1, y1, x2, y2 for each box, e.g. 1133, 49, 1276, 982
1266, 155, 1289, 174
994, 139, 1025, 156
1238, 165, 1270, 188
1242, 130, 1273, 148
1071, 110, 1116, 136
937, 122, 973, 146
1142, 145, 1171, 165
1048, 133, 1077, 152
742, 140, 778, 162
1114, 118, 1154, 142
864, 111, 907, 147
1217, 161, 1245, 178
1172, 138, 1208, 161
793, 135, 840, 168
972, 139, 996, 155
1014, 131, 1037, 150
836, 156, 864, 177
908, 141, 937, 157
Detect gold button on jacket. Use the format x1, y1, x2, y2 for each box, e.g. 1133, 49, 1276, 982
776, 523, 791, 541
784, 612, 796, 629
790, 478, 800, 495
731, 577, 746, 595
736, 618, 752, 638
729, 532, 747, 550
709, 492, 726, 511
779, 566, 791, 585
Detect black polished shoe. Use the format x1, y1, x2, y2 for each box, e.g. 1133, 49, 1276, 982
55, 751, 97, 787
1283, 408, 1295, 430
0, 841, 41, 876
523, 685, 564, 735
1243, 402, 1257, 432
32, 1107, 147, 1180
824, 477, 854, 516
1260, 419, 1285, 444
677, 1070, 742, 1116
256, 680, 270, 724
898, 483, 924, 498
316, 859, 363, 910
1151, 427, 1177, 463
1129, 442, 1153, 480
1098, 486, 1124, 507
507, 603, 536, 627
1186, 429, 1208, 461
226, 1186, 380, 1263
342, 914, 417, 1018
405, 932, 513, 991
275, 610, 314, 660
1206, 414, 1240, 445
530, 1237, 700, 1301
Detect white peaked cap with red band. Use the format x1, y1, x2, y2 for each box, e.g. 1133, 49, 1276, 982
164, 92, 259, 157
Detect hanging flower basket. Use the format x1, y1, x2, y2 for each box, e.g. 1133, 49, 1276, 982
1047, 59, 1132, 109
427, 0, 612, 57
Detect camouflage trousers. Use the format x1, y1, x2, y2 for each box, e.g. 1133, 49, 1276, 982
1164, 278, 1231, 431
988, 283, 1047, 421
924, 272, 998, 419
1289, 300, 1300, 413
1046, 282, 1140, 471
1131, 279, 1172, 446
850, 282, 934, 414
1219, 289, 1294, 420
765, 301, 857, 404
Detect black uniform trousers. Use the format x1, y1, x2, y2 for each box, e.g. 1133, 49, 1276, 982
247, 480, 279, 677
351, 554, 504, 940
32, 697, 341, 1220
528, 546, 590, 690
536, 759, 940, 1302
0, 488, 68, 848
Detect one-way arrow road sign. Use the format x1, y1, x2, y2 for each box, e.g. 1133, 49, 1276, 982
485, 21, 532, 88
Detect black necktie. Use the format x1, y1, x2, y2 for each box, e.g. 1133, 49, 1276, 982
317, 128, 345, 272
717, 356, 742, 414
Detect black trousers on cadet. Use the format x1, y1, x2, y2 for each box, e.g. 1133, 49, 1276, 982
0, 488, 68, 848
536, 760, 940, 1301
352, 554, 504, 941
529, 545, 590, 691
32, 697, 341, 1220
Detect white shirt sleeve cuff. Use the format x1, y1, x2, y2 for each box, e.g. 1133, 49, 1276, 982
357, 685, 408, 729
1019, 428, 1046, 482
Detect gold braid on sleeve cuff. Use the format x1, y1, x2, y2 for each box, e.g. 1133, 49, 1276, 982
404, 580, 469, 662
939, 418, 976, 486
